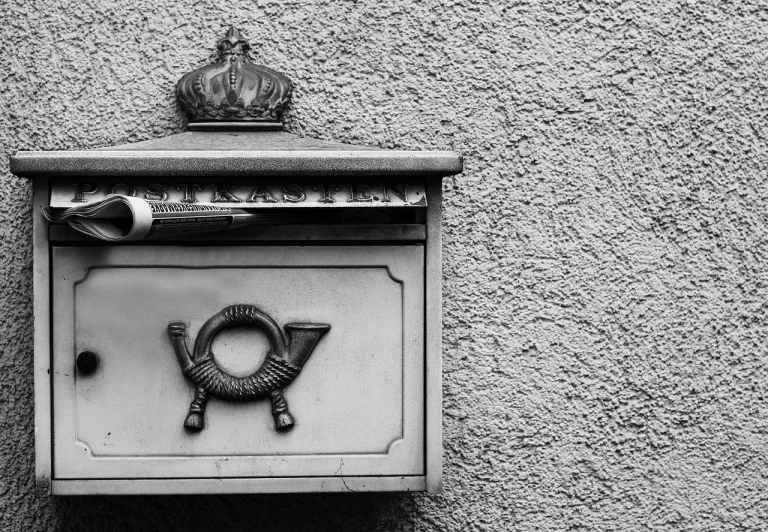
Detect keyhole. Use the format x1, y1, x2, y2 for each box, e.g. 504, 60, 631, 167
76, 351, 98, 375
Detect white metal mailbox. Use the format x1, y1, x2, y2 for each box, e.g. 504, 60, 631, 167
10, 27, 462, 496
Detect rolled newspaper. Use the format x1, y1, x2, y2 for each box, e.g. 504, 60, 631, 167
42, 195, 272, 241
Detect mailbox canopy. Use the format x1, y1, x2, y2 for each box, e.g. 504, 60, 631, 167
10, 130, 462, 179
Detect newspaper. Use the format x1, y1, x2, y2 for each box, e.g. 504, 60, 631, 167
42, 195, 271, 241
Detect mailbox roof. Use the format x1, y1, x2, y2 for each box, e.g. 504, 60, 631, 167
10, 131, 462, 179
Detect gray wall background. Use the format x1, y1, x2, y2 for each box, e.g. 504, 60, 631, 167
2, 0, 767, 530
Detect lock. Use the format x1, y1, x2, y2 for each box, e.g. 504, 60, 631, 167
76, 351, 98, 375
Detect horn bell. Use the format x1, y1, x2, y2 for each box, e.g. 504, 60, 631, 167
283, 323, 331, 368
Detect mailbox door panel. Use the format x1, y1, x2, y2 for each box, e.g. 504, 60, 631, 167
52, 245, 424, 480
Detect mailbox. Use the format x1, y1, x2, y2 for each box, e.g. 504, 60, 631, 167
11, 27, 462, 496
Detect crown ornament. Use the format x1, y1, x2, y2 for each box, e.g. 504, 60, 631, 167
177, 26, 292, 124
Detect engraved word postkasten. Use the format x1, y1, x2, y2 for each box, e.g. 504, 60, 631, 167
52, 181, 427, 208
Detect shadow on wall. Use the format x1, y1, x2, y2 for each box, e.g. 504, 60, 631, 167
52, 492, 421, 531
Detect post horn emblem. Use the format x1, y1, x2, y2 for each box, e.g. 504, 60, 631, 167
168, 304, 330, 432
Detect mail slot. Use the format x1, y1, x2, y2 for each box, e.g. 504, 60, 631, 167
10, 27, 462, 495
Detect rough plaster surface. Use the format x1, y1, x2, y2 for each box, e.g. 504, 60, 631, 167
2, 0, 768, 530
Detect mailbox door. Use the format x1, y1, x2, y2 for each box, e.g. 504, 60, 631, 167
52, 245, 424, 480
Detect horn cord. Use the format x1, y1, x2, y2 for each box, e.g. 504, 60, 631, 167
185, 353, 300, 401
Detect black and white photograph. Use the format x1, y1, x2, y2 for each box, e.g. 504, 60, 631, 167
1, 1, 766, 530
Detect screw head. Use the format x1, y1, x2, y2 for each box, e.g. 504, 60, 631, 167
76, 351, 98, 375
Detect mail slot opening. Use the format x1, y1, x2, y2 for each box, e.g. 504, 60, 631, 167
45, 179, 429, 242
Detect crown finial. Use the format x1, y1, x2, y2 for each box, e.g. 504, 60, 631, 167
219, 26, 249, 51
177, 26, 292, 125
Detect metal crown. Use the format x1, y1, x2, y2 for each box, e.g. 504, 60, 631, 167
176, 26, 292, 123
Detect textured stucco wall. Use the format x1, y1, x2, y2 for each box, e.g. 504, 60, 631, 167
2, 0, 768, 530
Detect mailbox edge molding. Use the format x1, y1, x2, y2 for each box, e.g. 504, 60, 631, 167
10, 133, 463, 178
